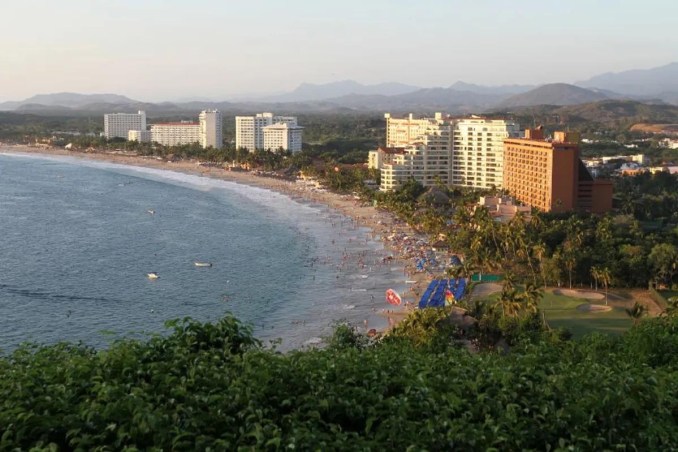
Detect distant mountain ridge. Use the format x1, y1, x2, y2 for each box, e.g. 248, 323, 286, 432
577, 62, 678, 97
0, 92, 139, 111
496, 83, 612, 109
255, 80, 421, 102
2, 62, 677, 115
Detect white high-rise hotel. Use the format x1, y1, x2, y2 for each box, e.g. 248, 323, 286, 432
453, 117, 520, 189
124, 110, 222, 149
235, 112, 302, 152
371, 113, 453, 190
198, 110, 223, 149
104, 111, 146, 139
370, 113, 519, 191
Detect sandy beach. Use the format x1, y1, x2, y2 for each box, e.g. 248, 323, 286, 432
1, 144, 439, 327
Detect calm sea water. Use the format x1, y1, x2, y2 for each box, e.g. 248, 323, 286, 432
0, 153, 409, 351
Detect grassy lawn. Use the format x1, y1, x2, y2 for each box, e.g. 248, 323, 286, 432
539, 291, 632, 338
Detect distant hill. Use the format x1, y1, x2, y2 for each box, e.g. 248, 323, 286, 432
327, 87, 506, 113
496, 83, 611, 109
449, 81, 535, 96
577, 62, 678, 98
490, 99, 678, 129
0, 92, 139, 111
257, 80, 421, 102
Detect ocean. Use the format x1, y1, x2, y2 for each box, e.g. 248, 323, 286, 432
0, 152, 409, 351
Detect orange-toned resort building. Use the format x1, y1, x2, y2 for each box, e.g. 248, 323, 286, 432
503, 127, 612, 214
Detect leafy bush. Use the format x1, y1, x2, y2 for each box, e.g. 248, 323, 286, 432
2, 314, 678, 449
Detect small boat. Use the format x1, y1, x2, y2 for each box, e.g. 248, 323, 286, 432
147, 209, 155, 215
194, 262, 213, 267
147, 272, 159, 279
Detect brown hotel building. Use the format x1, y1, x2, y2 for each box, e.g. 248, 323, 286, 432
503, 127, 612, 214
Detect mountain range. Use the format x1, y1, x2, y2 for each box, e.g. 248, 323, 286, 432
1, 62, 676, 114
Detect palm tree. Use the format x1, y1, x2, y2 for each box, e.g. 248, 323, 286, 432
533, 242, 547, 286
590, 266, 600, 291
496, 274, 521, 318
564, 252, 577, 289
625, 302, 646, 325
520, 283, 543, 315
598, 267, 612, 305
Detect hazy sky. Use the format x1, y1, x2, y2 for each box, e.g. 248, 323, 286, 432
1, 0, 676, 101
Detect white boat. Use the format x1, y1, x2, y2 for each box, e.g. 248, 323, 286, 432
194, 262, 213, 267
147, 272, 159, 279
147, 209, 155, 215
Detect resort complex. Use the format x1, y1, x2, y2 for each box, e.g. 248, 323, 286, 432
104, 111, 147, 139
122, 109, 223, 149
235, 112, 303, 152
371, 113, 613, 214
372, 113, 520, 191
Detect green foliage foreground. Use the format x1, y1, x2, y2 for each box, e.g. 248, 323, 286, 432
2, 315, 678, 450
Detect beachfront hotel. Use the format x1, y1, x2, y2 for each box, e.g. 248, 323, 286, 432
503, 127, 613, 213
235, 112, 300, 152
145, 110, 222, 148
375, 145, 452, 191
150, 122, 200, 147
452, 117, 520, 189
370, 113, 453, 190
199, 110, 223, 149
104, 111, 146, 139
262, 122, 304, 153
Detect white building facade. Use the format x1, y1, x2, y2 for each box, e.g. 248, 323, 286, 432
104, 111, 146, 139
128, 130, 151, 143
262, 123, 303, 153
376, 113, 453, 190
235, 112, 299, 151
150, 122, 200, 147
199, 110, 223, 149
452, 117, 520, 189
378, 145, 451, 191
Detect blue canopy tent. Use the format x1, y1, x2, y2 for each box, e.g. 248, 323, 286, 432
418, 278, 467, 308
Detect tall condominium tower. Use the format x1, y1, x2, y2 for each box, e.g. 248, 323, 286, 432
263, 122, 304, 153
104, 111, 146, 139
199, 110, 223, 149
235, 112, 299, 151
373, 113, 452, 190
452, 117, 520, 189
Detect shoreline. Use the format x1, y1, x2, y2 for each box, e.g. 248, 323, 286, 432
1, 144, 435, 330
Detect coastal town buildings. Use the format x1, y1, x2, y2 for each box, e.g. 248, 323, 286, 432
477, 195, 531, 222
372, 113, 452, 190
235, 112, 300, 151
372, 145, 451, 191
374, 113, 519, 191
147, 110, 222, 148
452, 117, 520, 189
104, 111, 146, 139
262, 122, 304, 153
503, 127, 613, 214
150, 122, 200, 147
199, 110, 223, 149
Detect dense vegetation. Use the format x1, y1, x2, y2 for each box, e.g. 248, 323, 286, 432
370, 174, 678, 291
2, 312, 678, 449
2, 110, 678, 448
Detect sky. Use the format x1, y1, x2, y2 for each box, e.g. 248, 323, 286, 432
1, 0, 677, 102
